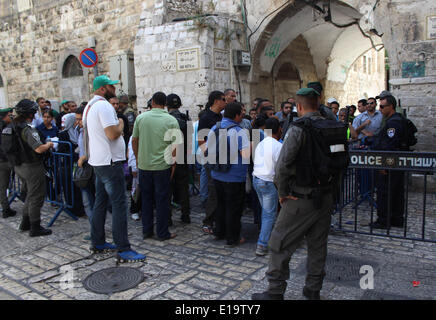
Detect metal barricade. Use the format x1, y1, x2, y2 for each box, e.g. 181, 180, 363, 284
8, 141, 78, 227
334, 150, 436, 243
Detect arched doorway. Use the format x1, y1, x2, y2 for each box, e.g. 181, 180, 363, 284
247, 0, 386, 107
59, 54, 89, 105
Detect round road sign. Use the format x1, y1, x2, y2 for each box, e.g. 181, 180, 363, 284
79, 48, 98, 68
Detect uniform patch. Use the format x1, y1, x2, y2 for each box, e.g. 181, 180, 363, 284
32, 132, 41, 141
387, 128, 395, 138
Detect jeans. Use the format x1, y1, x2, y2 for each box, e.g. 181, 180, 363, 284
81, 187, 95, 223
253, 176, 279, 247
139, 168, 171, 239
91, 163, 131, 252
199, 165, 209, 202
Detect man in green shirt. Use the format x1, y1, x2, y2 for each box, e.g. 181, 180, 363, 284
132, 92, 180, 241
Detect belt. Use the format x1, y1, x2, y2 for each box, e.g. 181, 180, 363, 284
110, 160, 124, 166
291, 188, 332, 200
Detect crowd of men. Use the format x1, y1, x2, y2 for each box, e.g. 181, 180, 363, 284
0, 74, 411, 298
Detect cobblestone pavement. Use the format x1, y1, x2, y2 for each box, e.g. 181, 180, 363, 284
0, 193, 435, 300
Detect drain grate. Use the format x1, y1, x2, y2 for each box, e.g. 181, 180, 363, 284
83, 267, 144, 294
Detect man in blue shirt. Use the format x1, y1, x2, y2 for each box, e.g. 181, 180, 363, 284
352, 97, 383, 146
207, 102, 251, 247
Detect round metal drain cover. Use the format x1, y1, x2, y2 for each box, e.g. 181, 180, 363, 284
83, 267, 144, 294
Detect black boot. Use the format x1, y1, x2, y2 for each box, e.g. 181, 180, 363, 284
181, 214, 191, 224
2, 207, 17, 218
29, 221, 52, 237
303, 287, 321, 300
19, 216, 31, 231
251, 292, 284, 300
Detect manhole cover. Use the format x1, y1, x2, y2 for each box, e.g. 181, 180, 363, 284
361, 291, 415, 300
295, 254, 378, 283
83, 267, 144, 294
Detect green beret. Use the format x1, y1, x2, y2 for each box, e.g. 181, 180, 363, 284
0, 107, 13, 114
307, 81, 323, 94
296, 88, 320, 97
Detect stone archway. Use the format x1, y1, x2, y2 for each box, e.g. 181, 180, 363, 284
246, 0, 386, 105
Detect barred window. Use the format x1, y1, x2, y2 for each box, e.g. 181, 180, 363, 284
62, 55, 83, 78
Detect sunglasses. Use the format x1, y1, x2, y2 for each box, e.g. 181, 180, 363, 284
379, 104, 391, 109
369, 102, 375, 105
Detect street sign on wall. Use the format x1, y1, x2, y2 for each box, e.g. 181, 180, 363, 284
79, 48, 98, 68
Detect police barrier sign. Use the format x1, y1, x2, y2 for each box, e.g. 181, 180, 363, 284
349, 150, 436, 172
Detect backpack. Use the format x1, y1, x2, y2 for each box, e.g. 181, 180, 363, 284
292, 117, 349, 188
206, 121, 239, 173
400, 115, 417, 150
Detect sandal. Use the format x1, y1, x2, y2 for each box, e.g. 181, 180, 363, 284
202, 225, 213, 234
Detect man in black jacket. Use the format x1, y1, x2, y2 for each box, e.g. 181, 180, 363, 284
167, 94, 191, 223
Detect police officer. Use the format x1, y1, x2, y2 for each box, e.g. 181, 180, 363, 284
307, 81, 337, 121
10, 100, 54, 236
370, 92, 406, 229
0, 108, 17, 218
252, 88, 339, 300
118, 94, 136, 135
166, 93, 191, 224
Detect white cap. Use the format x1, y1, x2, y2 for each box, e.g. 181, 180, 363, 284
327, 97, 338, 104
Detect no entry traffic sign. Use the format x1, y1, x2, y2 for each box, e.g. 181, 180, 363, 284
79, 48, 98, 68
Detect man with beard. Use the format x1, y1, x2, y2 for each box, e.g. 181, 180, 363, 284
83, 75, 146, 263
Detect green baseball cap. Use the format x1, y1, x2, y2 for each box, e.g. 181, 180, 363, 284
93, 75, 120, 91
61, 99, 69, 106
296, 88, 320, 97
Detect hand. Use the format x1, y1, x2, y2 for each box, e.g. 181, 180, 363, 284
279, 195, 298, 205
363, 119, 371, 127
47, 142, 54, 149
379, 170, 388, 175
132, 171, 138, 178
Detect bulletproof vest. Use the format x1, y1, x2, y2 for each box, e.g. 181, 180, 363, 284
1, 122, 42, 165
292, 117, 349, 188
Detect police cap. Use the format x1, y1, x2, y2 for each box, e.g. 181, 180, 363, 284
166, 94, 182, 108
0, 107, 13, 114
296, 88, 320, 98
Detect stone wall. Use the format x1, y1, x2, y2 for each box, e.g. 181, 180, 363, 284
0, 0, 155, 107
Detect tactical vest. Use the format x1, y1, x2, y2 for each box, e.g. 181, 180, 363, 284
292, 117, 349, 188
1, 121, 42, 166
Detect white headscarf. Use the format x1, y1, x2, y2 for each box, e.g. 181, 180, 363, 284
61, 113, 79, 145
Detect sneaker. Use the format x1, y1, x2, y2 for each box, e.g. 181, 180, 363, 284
225, 237, 246, 248
90, 242, 117, 253
131, 213, 140, 221
255, 245, 268, 256
116, 250, 146, 263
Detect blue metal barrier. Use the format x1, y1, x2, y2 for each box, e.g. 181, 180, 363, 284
7, 140, 78, 227
45, 141, 78, 227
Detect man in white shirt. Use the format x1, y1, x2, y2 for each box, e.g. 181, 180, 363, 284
83, 75, 145, 263
252, 117, 283, 256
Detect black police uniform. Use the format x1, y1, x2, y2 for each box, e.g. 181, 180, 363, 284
0, 110, 16, 218
372, 112, 406, 227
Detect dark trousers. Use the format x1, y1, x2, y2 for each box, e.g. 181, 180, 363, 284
376, 170, 405, 225
266, 193, 333, 294
14, 162, 46, 223
0, 161, 12, 210
171, 164, 190, 216
202, 166, 217, 227
139, 168, 171, 239
213, 179, 245, 245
